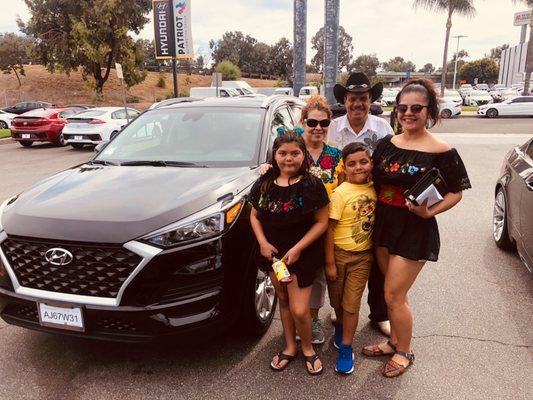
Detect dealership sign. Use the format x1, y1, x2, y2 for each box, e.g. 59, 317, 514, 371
153, 0, 193, 59
514, 10, 532, 26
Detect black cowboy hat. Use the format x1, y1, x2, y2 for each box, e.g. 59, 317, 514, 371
334, 72, 383, 104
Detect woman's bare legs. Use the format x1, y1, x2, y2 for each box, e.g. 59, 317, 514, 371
384, 255, 424, 365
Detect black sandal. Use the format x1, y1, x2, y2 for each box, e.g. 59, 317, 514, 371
270, 351, 298, 371
304, 353, 323, 376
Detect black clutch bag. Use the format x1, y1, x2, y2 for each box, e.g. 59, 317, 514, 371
404, 168, 447, 207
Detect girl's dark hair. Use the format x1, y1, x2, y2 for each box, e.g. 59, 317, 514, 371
261, 132, 308, 195
341, 142, 371, 163
395, 78, 440, 128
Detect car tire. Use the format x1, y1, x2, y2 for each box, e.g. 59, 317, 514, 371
54, 134, 67, 147
19, 141, 33, 147
0, 121, 8, 129
239, 262, 277, 336
486, 108, 499, 118
440, 109, 452, 119
71, 143, 85, 150
493, 187, 513, 250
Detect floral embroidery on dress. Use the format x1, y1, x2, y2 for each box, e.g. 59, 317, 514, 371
306, 144, 341, 184
258, 193, 304, 213
382, 159, 426, 175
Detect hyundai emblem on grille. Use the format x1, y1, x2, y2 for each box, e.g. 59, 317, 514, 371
44, 248, 74, 266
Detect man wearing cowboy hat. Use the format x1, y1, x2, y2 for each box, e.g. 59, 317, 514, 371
327, 72, 393, 337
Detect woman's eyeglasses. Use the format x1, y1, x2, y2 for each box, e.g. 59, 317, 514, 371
305, 119, 331, 128
396, 104, 428, 114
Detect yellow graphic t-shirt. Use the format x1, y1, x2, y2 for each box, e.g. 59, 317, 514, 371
329, 181, 377, 252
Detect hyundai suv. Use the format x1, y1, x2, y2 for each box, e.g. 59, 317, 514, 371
0, 95, 305, 341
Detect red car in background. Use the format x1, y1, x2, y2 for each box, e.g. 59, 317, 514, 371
10, 107, 84, 147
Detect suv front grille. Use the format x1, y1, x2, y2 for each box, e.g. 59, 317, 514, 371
1, 238, 142, 298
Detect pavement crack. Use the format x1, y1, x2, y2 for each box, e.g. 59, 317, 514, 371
414, 333, 531, 349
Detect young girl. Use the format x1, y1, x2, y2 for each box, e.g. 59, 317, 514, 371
249, 133, 329, 375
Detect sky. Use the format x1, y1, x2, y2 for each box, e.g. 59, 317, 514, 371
0, 0, 530, 70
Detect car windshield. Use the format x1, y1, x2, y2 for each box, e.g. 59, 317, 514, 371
73, 110, 107, 118
443, 90, 460, 97
470, 90, 488, 96
96, 106, 265, 167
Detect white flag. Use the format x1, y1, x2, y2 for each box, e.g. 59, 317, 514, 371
172, 0, 194, 59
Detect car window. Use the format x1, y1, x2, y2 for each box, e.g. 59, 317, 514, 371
58, 108, 81, 118
511, 97, 524, 103
271, 106, 294, 137
522, 97, 533, 103
126, 109, 139, 117
112, 110, 127, 119
219, 90, 230, 98
98, 107, 265, 167
527, 141, 533, 159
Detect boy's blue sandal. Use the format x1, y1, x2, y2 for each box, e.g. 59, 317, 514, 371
304, 353, 323, 375
333, 324, 343, 349
270, 351, 298, 371
382, 351, 415, 378
335, 344, 355, 374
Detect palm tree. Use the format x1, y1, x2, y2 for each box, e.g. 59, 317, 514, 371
513, 0, 533, 95
413, 0, 477, 96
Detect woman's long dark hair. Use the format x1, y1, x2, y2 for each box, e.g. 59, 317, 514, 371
261, 132, 308, 196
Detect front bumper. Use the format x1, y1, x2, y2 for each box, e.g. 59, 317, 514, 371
477, 109, 487, 116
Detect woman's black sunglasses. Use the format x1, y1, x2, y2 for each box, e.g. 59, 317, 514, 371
396, 104, 428, 114
305, 118, 331, 128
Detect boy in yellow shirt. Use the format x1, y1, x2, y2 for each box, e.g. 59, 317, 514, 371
325, 142, 377, 374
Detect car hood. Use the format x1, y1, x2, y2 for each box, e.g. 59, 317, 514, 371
2, 164, 256, 244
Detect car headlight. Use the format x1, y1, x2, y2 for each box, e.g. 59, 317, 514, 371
140, 198, 245, 248
0, 195, 18, 233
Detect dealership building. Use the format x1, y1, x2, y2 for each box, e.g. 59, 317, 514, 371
499, 10, 531, 87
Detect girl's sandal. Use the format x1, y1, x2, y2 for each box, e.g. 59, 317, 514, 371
270, 351, 298, 372
382, 351, 415, 378
304, 353, 323, 376
361, 340, 397, 357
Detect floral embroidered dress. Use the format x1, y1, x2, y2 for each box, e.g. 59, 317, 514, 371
306, 143, 343, 196
372, 136, 471, 262
248, 173, 329, 287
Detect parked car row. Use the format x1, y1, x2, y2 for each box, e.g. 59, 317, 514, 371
2, 101, 141, 149
477, 96, 533, 118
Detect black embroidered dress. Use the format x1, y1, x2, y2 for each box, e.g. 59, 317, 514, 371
248, 173, 329, 287
372, 136, 471, 262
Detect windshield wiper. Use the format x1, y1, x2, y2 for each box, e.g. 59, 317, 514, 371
120, 160, 208, 167
89, 159, 119, 166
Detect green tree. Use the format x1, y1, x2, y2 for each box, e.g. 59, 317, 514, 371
195, 55, 205, 71
269, 38, 293, 79
418, 63, 436, 74
513, 0, 533, 95
350, 53, 380, 78
413, 0, 477, 96
311, 26, 353, 72
485, 44, 509, 62
18, 0, 151, 95
382, 56, 416, 72
0, 33, 28, 87
214, 60, 241, 80
459, 57, 499, 83
209, 31, 257, 71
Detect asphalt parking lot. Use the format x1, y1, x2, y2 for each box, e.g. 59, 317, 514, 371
0, 120, 531, 400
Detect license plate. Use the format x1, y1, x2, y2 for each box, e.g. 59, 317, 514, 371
38, 303, 84, 332
22, 134, 30, 139
74, 136, 83, 141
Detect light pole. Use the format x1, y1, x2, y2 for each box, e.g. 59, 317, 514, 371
452, 35, 467, 90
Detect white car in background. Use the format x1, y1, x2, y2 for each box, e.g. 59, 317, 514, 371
459, 84, 473, 98
62, 107, 140, 149
464, 90, 493, 106
380, 88, 398, 106
0, 110, 17, 129
477, 96, 533, 118
441, 90, 463, 107
439, 100, 462, 119
491, 88, 520, 103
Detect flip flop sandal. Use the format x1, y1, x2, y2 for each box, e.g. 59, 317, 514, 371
361, 340, 397, 357
304, 353, 323, 376
382, 351, 415, 378
270, 351, 298, 372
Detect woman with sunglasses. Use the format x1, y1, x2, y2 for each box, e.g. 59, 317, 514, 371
362, 78, 471, 377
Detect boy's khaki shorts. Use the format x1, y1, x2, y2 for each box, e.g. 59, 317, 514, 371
327, 247, 372, 314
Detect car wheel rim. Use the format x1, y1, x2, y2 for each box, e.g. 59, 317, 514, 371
255, 270, 275, 321
493, 190, 505, 241
0, 122, 7, 129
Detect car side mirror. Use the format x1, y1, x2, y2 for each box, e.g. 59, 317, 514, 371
94, 140, 110, 153
110, 131, 120, 140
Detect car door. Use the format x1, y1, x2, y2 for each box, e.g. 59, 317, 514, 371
518, 140, 533, 268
